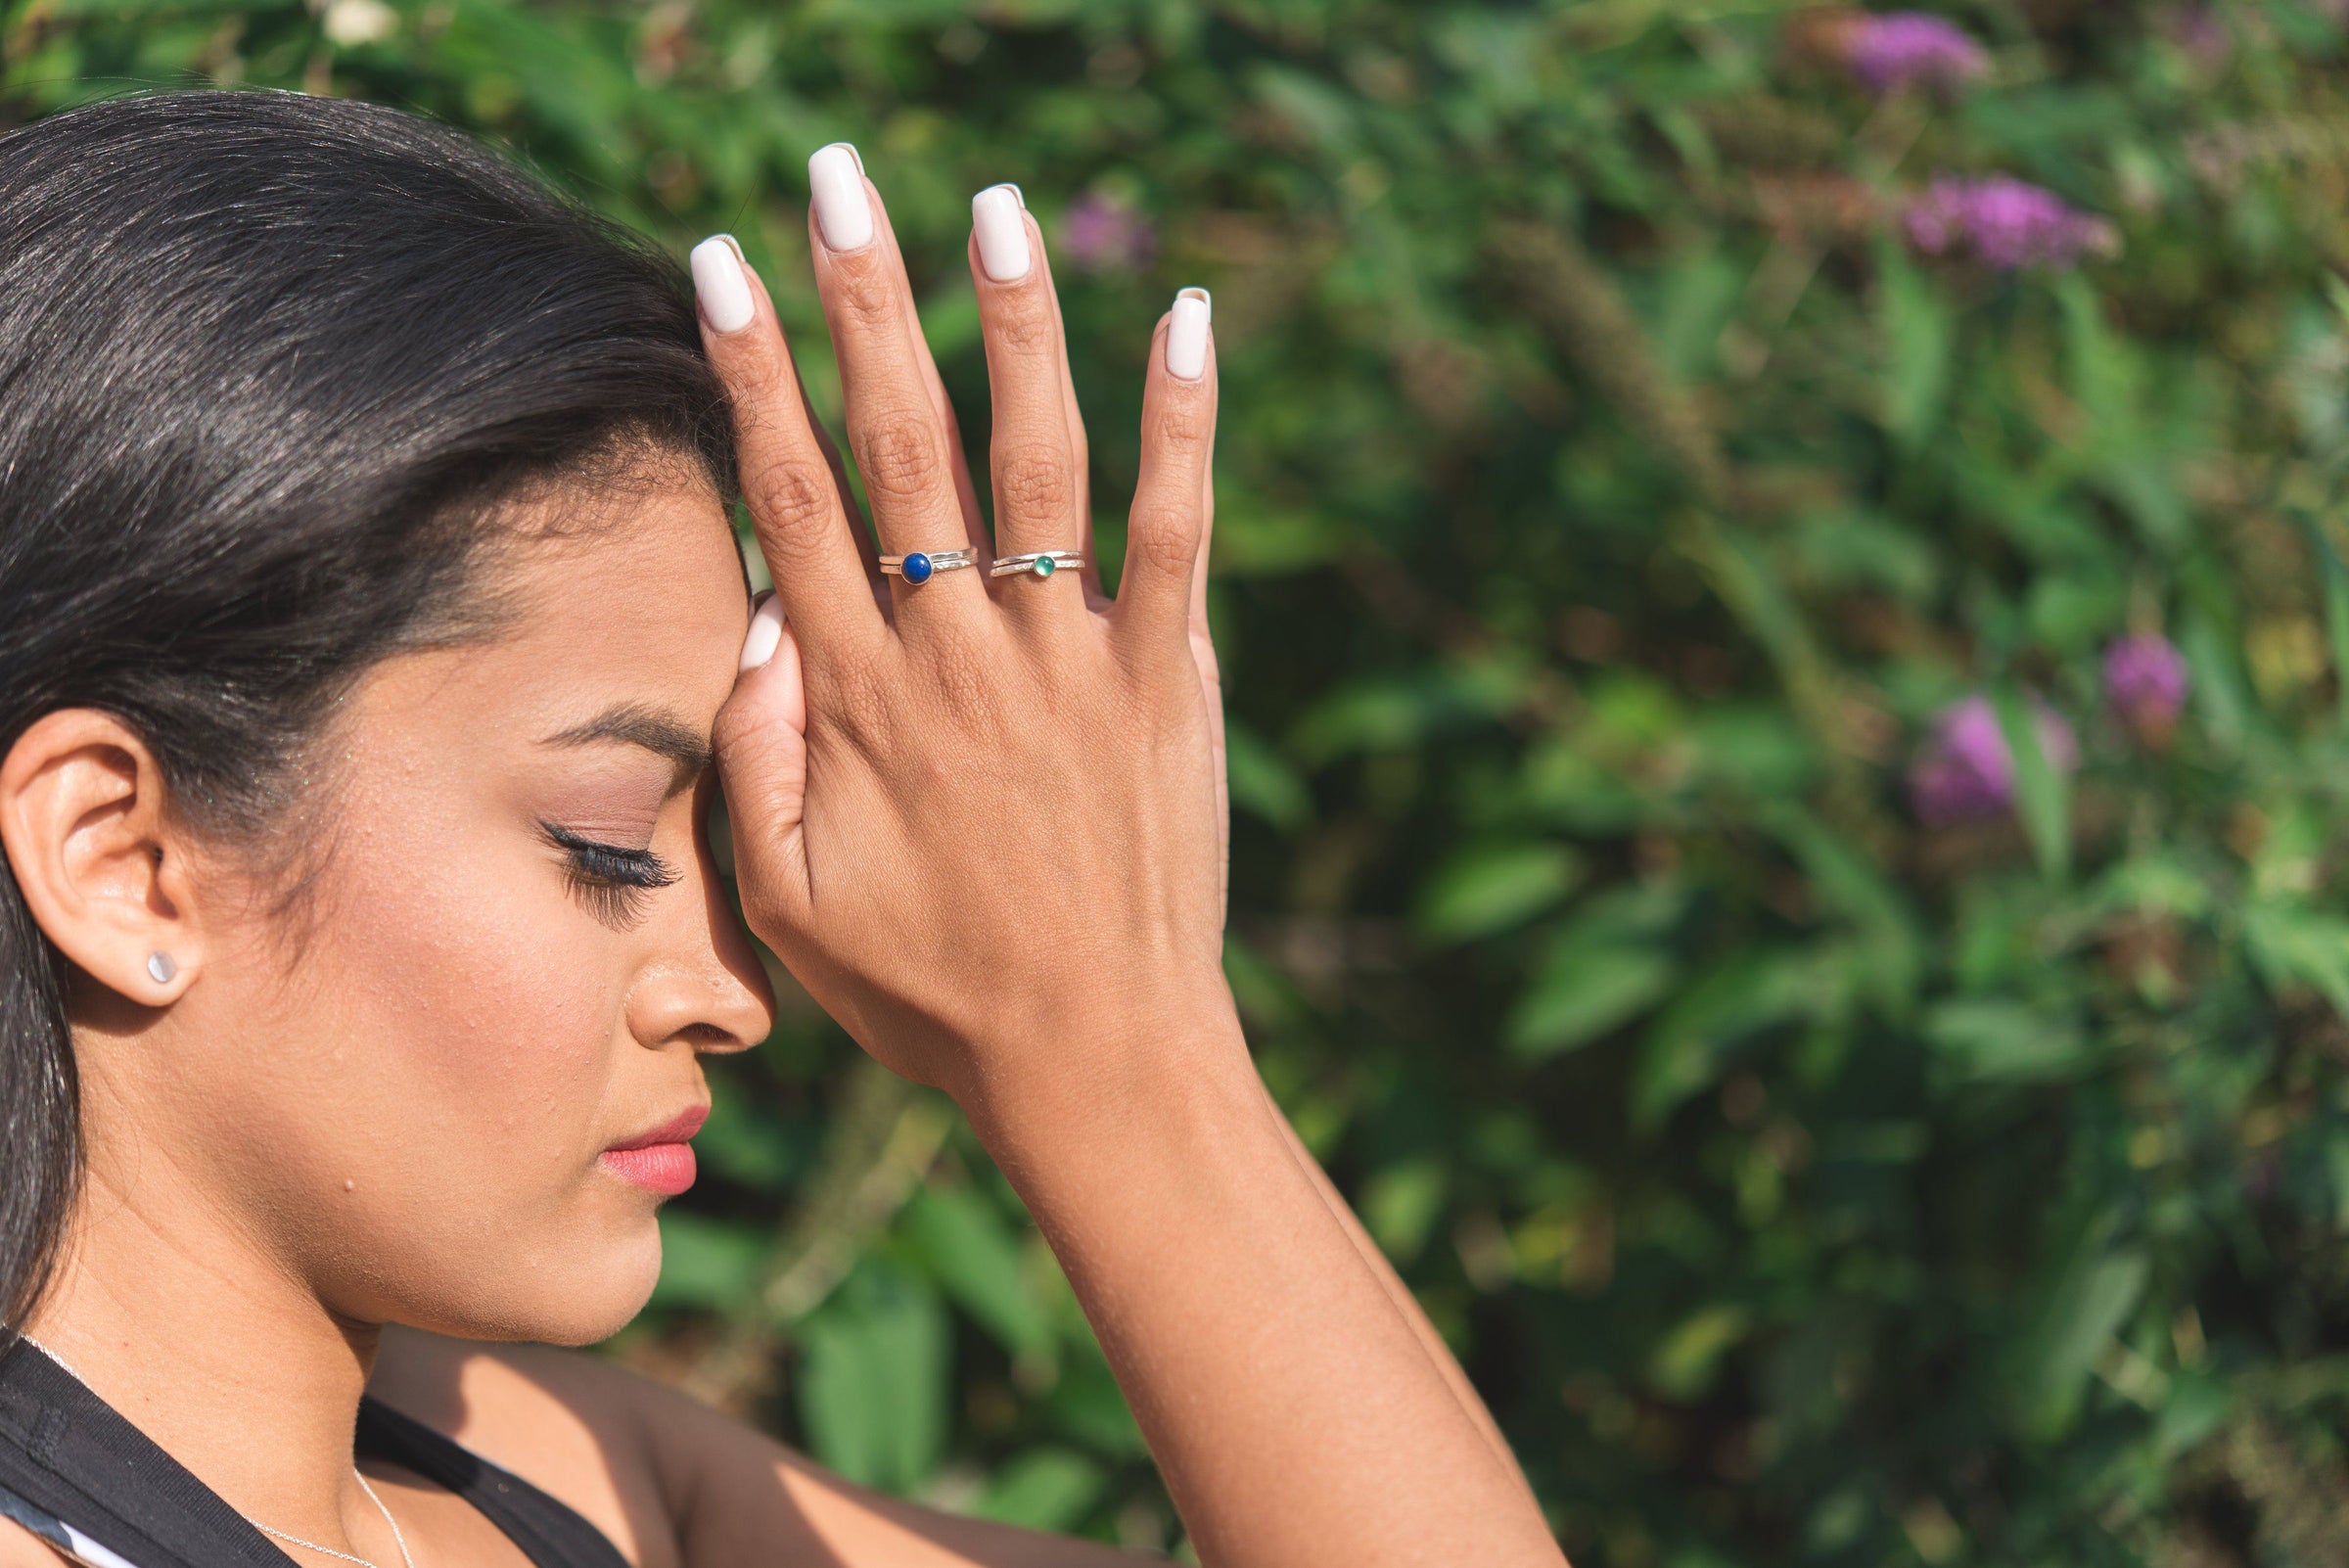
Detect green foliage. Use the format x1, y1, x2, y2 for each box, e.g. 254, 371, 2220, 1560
12, 1, 2349, 1560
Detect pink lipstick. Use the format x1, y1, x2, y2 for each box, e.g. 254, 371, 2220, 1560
599, 1104, 707, 1196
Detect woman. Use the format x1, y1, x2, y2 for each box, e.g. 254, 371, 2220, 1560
0, 91, 1561, 1568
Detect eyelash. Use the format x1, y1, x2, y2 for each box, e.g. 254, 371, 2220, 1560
539, 821, 680, 928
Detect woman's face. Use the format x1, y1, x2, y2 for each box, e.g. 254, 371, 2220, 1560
92, 466, 777, 1345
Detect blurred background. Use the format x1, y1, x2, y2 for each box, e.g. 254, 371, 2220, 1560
8, 2, 2349, 1563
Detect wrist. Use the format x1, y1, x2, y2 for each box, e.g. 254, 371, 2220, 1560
952, 974, 1253, 1159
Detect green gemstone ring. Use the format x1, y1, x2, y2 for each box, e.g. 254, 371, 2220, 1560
990, 550, 1083, 579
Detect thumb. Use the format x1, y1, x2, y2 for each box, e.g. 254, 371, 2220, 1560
714, 593, 810, 927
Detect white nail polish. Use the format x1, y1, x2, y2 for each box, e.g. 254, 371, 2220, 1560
740, 592, 786, 671
691, 236, 755, 334
716, 232, 746, 263
809, 143, 874, 253
1167, 287, 1212, 381
972, 185, 1031, 282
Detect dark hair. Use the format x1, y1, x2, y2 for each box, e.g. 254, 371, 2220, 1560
0, 89, 735, 1334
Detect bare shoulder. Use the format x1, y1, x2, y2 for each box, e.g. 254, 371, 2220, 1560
0, 1517, 68, 1568
366, 1326, 681, 1568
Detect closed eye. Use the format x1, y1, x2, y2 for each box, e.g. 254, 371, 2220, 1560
539, 820, 679, 929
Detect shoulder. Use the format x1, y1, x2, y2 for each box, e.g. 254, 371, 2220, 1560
0, 1518, 68, 1568
365, 1327, 685, 1568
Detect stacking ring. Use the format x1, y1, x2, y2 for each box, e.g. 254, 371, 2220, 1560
880, 549, 977, 585
989, 550, 1084, 579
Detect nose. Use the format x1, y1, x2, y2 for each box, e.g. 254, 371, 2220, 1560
624, 784, 776, 1054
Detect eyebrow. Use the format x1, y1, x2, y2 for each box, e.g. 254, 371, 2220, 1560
538, 703, 713, 786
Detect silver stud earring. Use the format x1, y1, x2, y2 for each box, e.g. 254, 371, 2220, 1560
145, 951, 176, 986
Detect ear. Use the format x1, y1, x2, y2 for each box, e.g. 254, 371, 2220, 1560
0, 710, 204, 1007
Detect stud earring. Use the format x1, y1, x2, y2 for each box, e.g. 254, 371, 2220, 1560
146, 951, 176, 986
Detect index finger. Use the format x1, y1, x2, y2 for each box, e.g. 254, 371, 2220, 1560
691, 235, 886, 653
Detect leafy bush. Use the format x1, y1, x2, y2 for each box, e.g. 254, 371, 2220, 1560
10, 3, 2349, 1562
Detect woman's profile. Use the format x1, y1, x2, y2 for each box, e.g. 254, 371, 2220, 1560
0, 91, 1561, 1567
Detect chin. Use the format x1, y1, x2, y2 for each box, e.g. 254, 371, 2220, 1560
397, 1207, 666, 1347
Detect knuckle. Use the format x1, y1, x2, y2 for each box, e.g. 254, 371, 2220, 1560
1146, 397, 1208, 456
1130, 502, 1202, 577
821, 654, 895, 748
744, 451, 835, 544
856, 407, 944, 498
992, 290, 1058, 356
829, 249, 897, 323
927, 623, 1000, 723
993, 438, 1074, 522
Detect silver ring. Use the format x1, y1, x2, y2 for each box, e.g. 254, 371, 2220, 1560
879, 549, 976, 585
989, 550, 1084, 579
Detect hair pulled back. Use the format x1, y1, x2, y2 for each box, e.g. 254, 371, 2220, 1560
0, 89, 734, 1333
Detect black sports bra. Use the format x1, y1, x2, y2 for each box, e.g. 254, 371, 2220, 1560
0, 1340, 630, 1568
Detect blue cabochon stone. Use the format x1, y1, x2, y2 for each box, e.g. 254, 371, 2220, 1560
901, 552, 933, 584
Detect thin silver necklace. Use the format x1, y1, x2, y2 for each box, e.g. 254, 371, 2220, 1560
18, 1334, 418, 1568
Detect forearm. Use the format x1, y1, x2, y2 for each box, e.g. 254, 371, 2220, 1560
959, 1000, 1563, 1568
1250, 1072, 1540, 1504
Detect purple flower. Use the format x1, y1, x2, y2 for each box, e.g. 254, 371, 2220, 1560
1060, 192, 1156, 273
2103, 634, 2190, 744
1905, 176, 2117, 270
1909, 695, 2080, 826
1843, 12, 1988, 97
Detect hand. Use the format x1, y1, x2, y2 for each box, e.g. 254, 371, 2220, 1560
701, 154, 1231, 1110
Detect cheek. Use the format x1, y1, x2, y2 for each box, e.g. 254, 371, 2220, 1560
316, 798, 616, 1146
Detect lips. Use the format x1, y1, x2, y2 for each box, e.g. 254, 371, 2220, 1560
599, 1103, 708, 1196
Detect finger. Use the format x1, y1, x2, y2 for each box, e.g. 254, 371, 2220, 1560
1038, 254, 1103, 606
806, 143, 987, 619
781, 333, 884, 595
715, 591, 811, 925
1116, 288, 1217, 649
969, 184, 1085, 621
1187, 382, 1226, 914
692, 235, 886, 654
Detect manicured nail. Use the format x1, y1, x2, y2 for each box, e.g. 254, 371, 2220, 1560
809, 143, 874, 253
715, 232, 746, 263
691, 236, 755, 334
1167, 287, 1211, 381
740, 591, 786, 671
972, 184, 1031, 282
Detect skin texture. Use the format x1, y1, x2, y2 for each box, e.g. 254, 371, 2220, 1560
0, 163, 1567, 1567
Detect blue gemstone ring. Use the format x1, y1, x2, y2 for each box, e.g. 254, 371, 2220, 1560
880, 548, 977, 585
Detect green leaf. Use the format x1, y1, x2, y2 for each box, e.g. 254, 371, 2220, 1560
2244, 904, 2349, 1017
1922, 998, 2091, 1084
1992, 686, 2071, 881
1509, 944, 1677, 1061
1224, 720, 1311, 830
649, 1213, 767, 1313
1631, 951, 1816, 1130
1419, 842, 1584, 943
966, 1447, 1106, 1531
795, 1259, 949, 1493
1360, 1156, 1450, 1264
1878, 246, 1952, 447
1649, 1304, 1751, 1400
903, 1184, 1053, 1360
2015, 1247, 2148, 1438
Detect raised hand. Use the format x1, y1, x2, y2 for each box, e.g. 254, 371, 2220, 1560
700, 148, 1228, 1117
692, 148, 1562, 1568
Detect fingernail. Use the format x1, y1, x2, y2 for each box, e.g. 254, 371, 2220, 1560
1167, 287, 1212, 381
740, 591, 786, 671
716, 232, 746, 263
691, 236, 755, 334
809, 143, 874, 253
972, 184, 1031, 282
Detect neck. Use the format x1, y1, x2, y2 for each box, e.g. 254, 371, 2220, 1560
22, 1129, 386, 1549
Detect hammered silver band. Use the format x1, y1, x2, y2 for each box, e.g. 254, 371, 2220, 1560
989, 550, 1084, 579
879, 548, 977, 583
